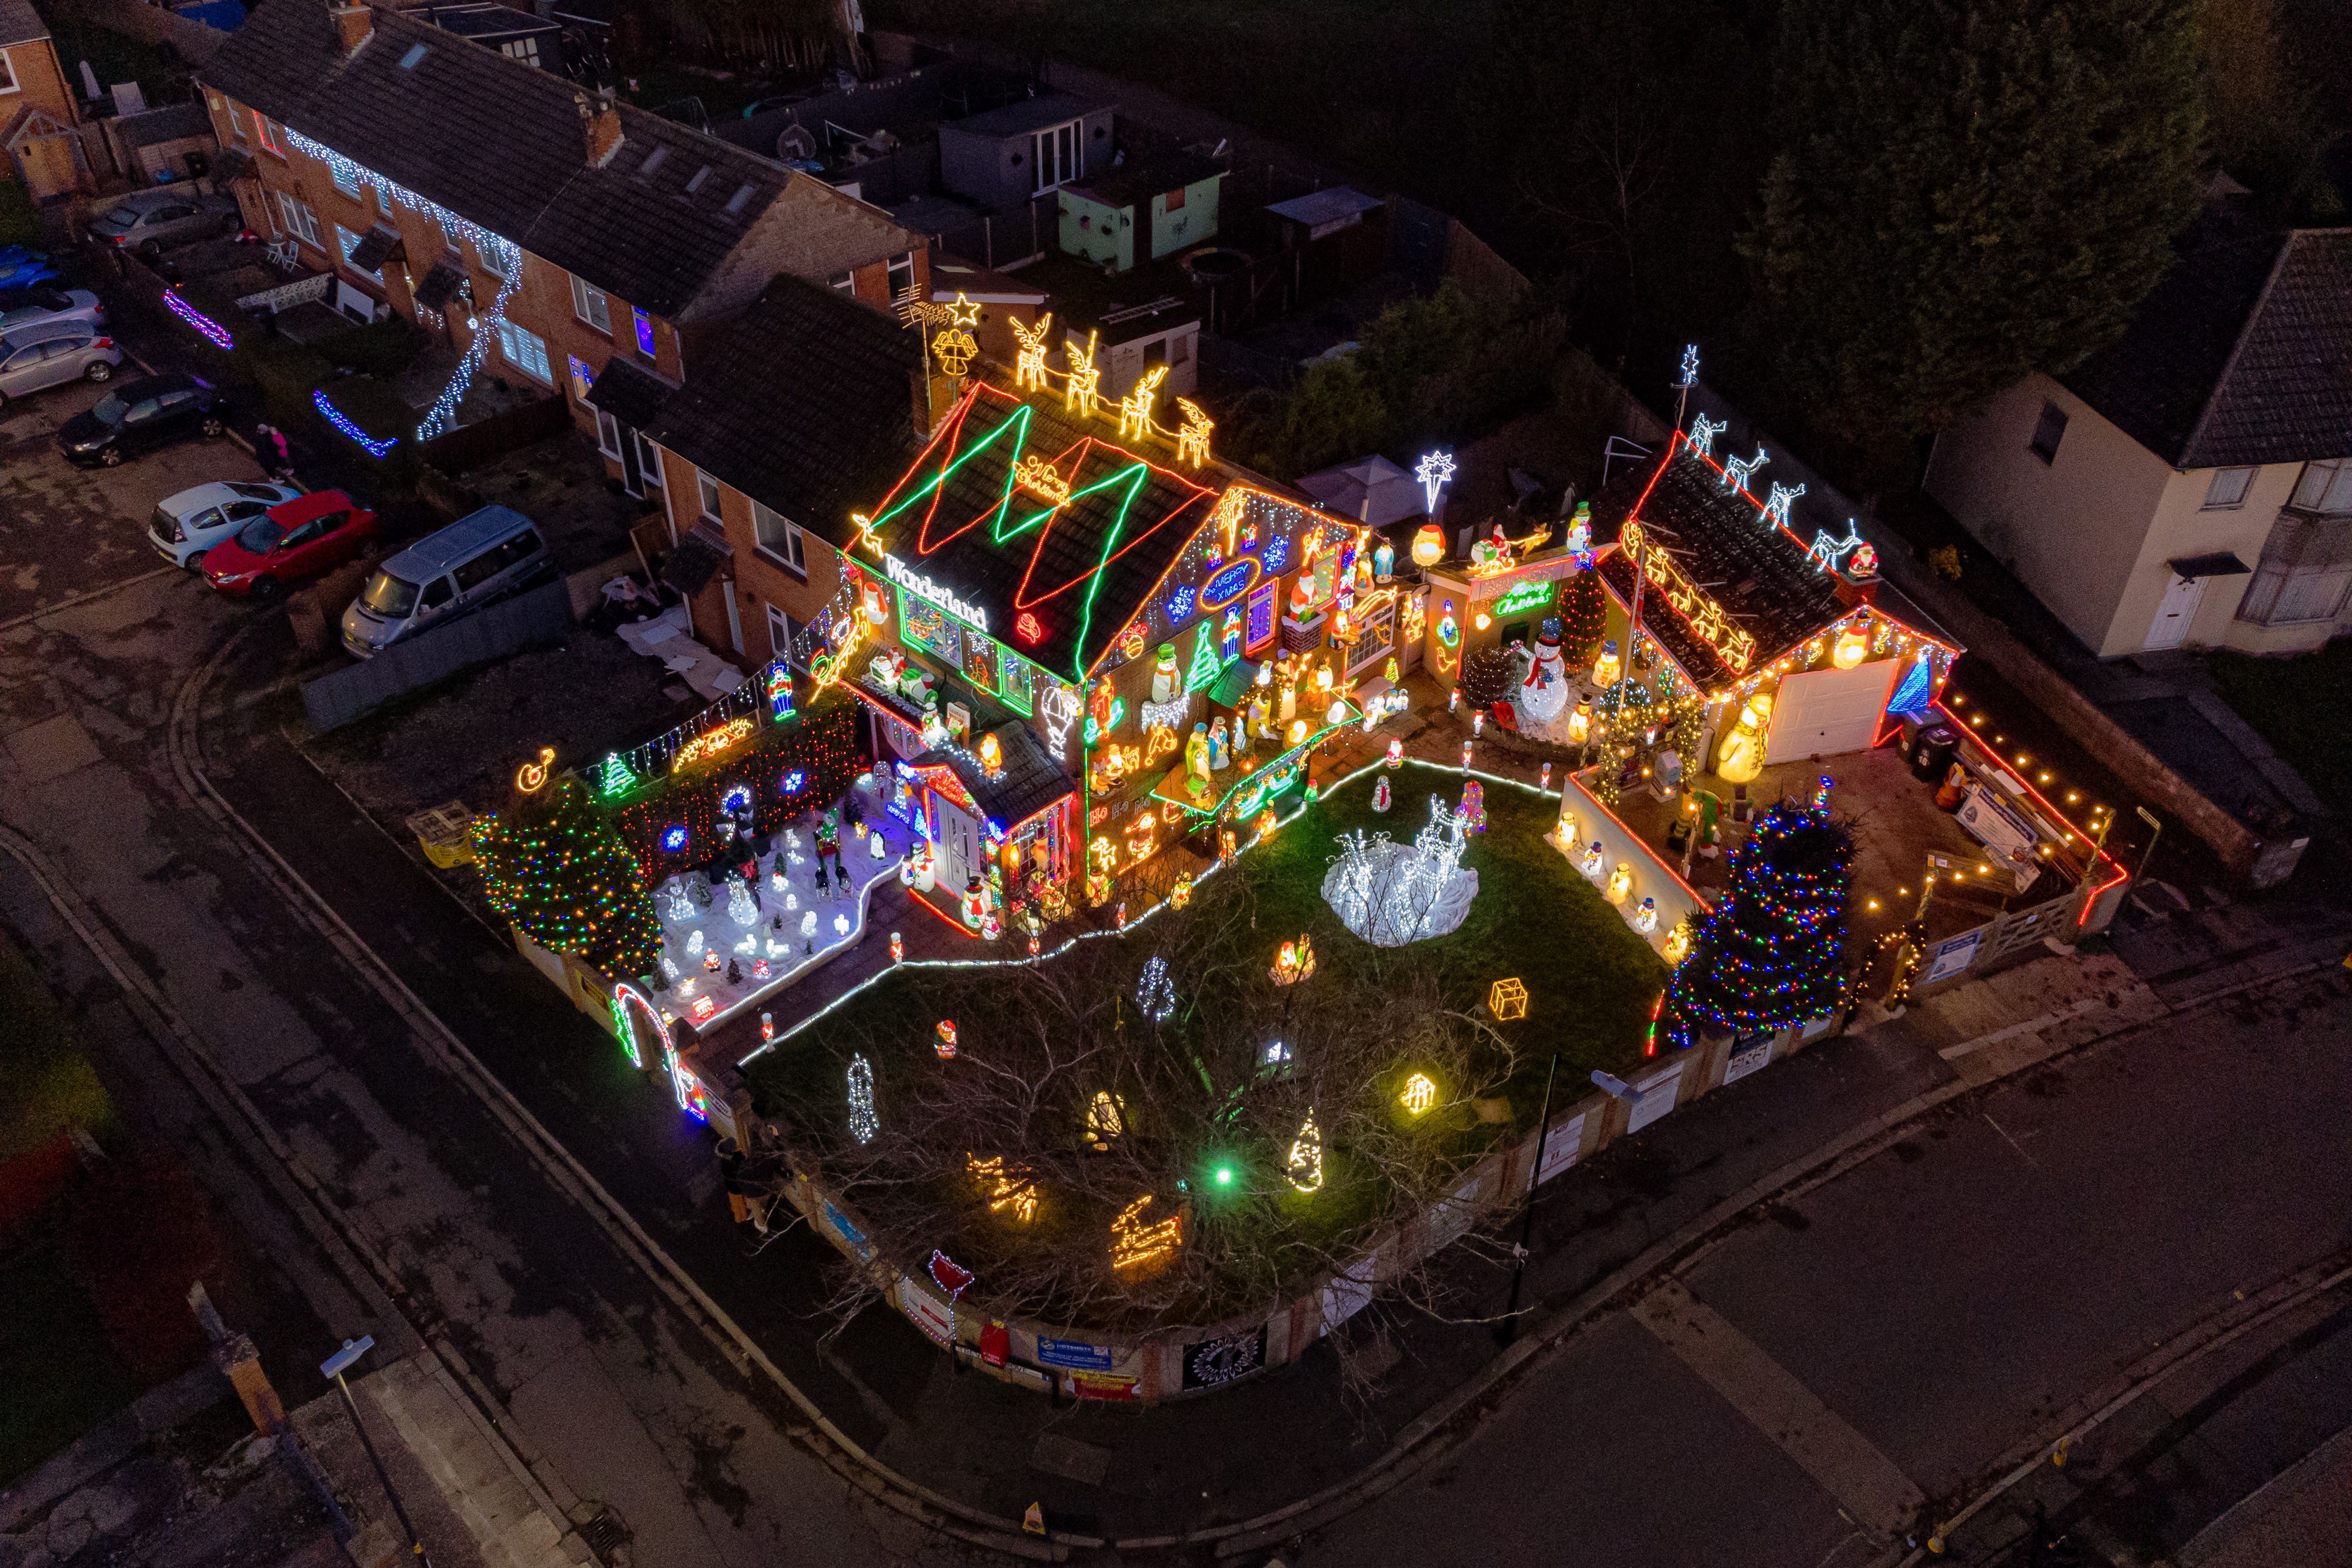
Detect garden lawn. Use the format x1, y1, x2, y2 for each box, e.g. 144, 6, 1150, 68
2210, 644, 2352, 815
0, 1246, 141, 1485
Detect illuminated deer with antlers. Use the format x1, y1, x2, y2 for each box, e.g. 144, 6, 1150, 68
1010, 312, 1054, 393
1174, 398, 1212, 467
1119, 365, 1170, 442
1064, 330, 1102, 419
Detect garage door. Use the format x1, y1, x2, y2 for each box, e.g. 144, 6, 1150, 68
1763, 660, 1897, 764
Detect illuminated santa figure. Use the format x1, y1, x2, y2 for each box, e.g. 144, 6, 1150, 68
1514, 626, 1570, 729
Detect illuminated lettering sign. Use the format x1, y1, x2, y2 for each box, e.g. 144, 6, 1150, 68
1013, 454, 1071, 506
882, 553, 988, 633
1201, 556, 1260, 611
1490, 577, 1555, 617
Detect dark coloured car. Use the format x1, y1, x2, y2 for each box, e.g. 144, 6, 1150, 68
56, 372, 226, 467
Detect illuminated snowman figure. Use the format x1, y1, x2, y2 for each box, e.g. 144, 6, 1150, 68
1513, 626, 1572, 731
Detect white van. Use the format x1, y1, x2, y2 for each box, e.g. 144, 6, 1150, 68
340, 505, 552, 658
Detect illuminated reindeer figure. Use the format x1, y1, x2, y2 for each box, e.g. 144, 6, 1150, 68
1120, 365, 1170, 442
1064, 330, 1102, 419
1010, 310, 1054, 393
1174, 398, 1213, 467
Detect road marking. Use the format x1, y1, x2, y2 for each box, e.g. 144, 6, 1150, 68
1983, 1112, 2040, 1168
1634, 1278, 1926, 1537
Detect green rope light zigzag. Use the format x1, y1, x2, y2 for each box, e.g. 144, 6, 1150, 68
867, 397, 1170, 683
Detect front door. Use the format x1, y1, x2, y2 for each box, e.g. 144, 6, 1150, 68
614, 416, 644, 497
2144, 572, 2205, 651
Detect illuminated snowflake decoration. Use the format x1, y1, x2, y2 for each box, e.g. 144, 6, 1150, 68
1168, 584, 1196, 625
1679, 343, 1700, 387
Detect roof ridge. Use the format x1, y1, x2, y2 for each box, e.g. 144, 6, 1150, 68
2176, 230, 2295, 469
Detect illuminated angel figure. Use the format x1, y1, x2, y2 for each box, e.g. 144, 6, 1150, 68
931, 325, 978, 376
1010, 310, 1055, 392
1120, 364, 1170, 442
1065, 330, 1102, 418
1174, 398, 1213, 467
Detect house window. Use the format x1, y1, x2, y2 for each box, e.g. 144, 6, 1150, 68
634, 429, 663, 487
567, 353, 595, 402
499, 35, 540, 67
495, 319, 553, 384
276, 193, 321, 248
632, 307, 655, 357
477, 236, 515, 280
830, 269, 856, 294
2028, 402, 2067, 464
329, 158, 359, 198
2236, 510, 2352, 627
2201, 467, 2257, 510
1030, 119, 1078, 193
1164, 182, 1185, 212
754, 501, 804, 573
1171, 331, 1192, 366
767, 602, 801, 668
255, 113, 283, 156
887, 251, 916, 297
570, 273, 612, 332
2290, 457, 2352, 515
696, 468, 723, 523
335, 224, 380, 280
594, 408, 622, 459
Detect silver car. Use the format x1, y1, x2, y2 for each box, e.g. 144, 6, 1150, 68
0, 323, 121, 404
0, 287, 105, 333
149, 479, 304, 570
88, 190, 243, 259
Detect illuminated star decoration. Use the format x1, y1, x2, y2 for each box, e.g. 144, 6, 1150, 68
1807, 518, 1865, 574
1679, 343, 1700, 387
1721, 445, 1769, 496
1687, 413, 1727, 459
1760, 480, 1806, 533
1415, 450, 1456, 513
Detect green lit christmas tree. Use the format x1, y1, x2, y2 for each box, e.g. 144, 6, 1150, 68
1185, 618, 1225, 692
1663, 788, 1852, 1048
473, 777, 662, 980
1557, 570, 1608, 666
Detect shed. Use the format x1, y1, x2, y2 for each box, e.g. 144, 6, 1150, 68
1058, 152, 1224, 273
938, 92, 1114, 212
1069, 295, 1199, 400
1297, 453, 1424, 529
1265, 185, 1387, 295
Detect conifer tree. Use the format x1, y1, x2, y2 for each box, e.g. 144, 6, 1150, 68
1556, 570, 1609, 666
475, 778, 662, 980
1663, 793, 1852, 1047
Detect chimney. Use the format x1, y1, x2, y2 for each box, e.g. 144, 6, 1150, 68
329, 0, 373, 52
576, 86, 624, 167
911, 363, 959, 439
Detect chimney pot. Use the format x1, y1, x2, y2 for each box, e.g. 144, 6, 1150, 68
329, 1, 373, 53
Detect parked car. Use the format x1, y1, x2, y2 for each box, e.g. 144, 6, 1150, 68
0, 323, 121, 404
0, 287, 104, 333
86, 190, 243, 260
56, 372, 226, 466
202, 489, 380, 600
341, 505, 551, 657
0, 255, 58, 290
149, 479, 305, 571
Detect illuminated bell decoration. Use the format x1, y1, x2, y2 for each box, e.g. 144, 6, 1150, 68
1411, 523, 1445, 567
934, 1019, 958, 1059
1832, 625, 1869, 670
1593, 640, 1622, 688
1580, 840, 1606, 877
1634, 897, 1659, 933
1605, 863, 1633, 904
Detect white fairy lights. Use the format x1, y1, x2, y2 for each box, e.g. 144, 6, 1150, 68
281, 127, 524, 441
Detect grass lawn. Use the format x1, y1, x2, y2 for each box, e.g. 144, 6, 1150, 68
0, 1245, 142, 1485
0, 937, 115, 1169
2210, 644, 2352, 815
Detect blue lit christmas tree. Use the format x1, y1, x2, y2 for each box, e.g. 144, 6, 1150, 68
1662, 790, 1852, 1048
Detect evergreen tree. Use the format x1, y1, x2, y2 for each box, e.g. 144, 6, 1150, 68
1739, 0, 2205, 459
1185, 619, 1225, 691
1458, 644, 1518, 710
1663, 794, 1852, 1047
1556, 571, 1609, 666
475, 778, 662, 980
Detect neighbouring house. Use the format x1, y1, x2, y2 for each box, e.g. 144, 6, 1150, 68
937, 92, 1112, 211
1265, 186, 1388, 296
1926, 208, 2352, 657
415, 2, 560, 69
1068, 293, 1197, 400
195, 1, 923, 473
1057, 151, 1222, 273
924, 252, 1048, 369
0, 0, 88, 199
106, 102, 216, 188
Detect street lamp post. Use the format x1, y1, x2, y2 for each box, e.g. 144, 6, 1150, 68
322, 1336, 433, 1566
1496, 1052, 1561, 1345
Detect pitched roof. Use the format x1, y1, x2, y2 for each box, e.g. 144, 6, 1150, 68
584, 355, 675, 432
1588, 437, 1863, 689
0, 0, 49, 48
2062, 216, 2352, 470
637, 273, 919, 535
924, 720, 1073, 827
856, 379, 1222, 680
198, 5, 821, 317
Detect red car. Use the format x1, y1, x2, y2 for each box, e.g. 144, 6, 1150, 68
203, 489, 380, 599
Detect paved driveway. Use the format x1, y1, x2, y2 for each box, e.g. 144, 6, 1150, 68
0, 369, 270, 626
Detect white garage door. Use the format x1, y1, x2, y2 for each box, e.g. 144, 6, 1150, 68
1764, 661, 1898, 764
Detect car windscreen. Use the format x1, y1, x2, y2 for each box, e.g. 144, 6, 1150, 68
91, 393, 126, 424
101, 206, 141, 227
359, 571, 420, 617
237, 518, 286, 554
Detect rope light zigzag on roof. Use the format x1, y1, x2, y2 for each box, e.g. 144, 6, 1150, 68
281, 127, 525, 442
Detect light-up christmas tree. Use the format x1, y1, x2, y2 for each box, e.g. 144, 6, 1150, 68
1661, 793, 1852, 1048
1185, 619, 1225, 693
1557, 571, 1608, 667
474, 778, 662, 980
